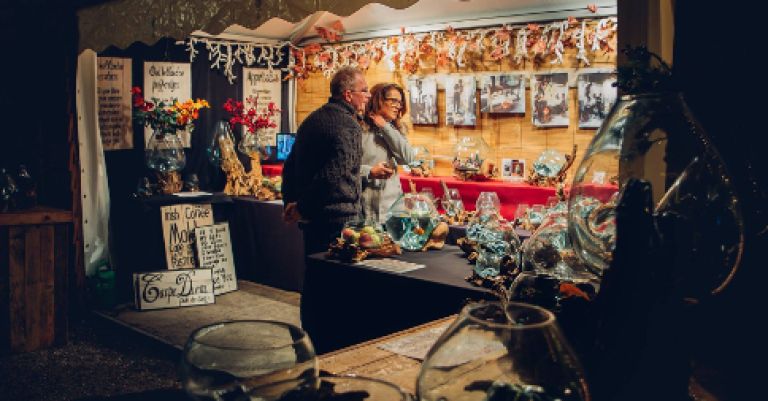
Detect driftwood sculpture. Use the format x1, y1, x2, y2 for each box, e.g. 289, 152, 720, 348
155, 171, 182, 194
218, 135, 281, 200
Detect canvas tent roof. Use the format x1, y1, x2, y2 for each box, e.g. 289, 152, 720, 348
78, 0, 616, 51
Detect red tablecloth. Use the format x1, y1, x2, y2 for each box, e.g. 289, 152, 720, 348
400, 175, 556, 219
262, 164, 284, 177
261, 165, 619, 220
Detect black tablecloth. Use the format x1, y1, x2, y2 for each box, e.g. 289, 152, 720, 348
230, 198, 306, 291
301, 246, 494, 354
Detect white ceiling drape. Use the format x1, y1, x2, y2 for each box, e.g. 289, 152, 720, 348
78, 0, 418, 51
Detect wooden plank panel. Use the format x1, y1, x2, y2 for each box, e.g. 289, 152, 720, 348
53, 224, 69, 346
8, 227, 26, 352
38, 225, 56, 347
0, 226, 9, 352
24, 226, 42, 351
0, 207, 73, 226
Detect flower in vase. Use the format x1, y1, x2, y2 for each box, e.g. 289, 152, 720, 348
132, 87, 210, 133
223, 96, 280, 134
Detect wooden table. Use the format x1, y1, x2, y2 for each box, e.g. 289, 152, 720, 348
319, 316, 455, 395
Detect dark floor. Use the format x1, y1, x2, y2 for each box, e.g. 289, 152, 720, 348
0, 314, 184, 401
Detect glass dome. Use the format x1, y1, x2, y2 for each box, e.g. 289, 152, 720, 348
452, 136, 490, 175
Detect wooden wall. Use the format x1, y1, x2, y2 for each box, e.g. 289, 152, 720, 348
295, 22, 616, 181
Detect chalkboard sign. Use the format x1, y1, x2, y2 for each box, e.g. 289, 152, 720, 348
161, 204, 214, 269
133, 269, 215, 310
195, 223, 238, 295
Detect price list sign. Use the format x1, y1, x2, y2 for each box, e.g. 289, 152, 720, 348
195, 223, 238, 295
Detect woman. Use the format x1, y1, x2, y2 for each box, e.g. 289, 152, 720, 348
360, 82, 415, 225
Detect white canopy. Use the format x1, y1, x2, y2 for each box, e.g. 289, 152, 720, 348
78, 0, 616, 51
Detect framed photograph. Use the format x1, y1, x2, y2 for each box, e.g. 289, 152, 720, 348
480, 74, 525, 113
502, 158, 526, 181
578, 72, 617, 129
407, 77, 438, 125
511, 159, 526, 177
531, 73, 569, 127
445, 75, 477, 126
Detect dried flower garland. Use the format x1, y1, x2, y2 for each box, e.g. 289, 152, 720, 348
183, 16, 616, 83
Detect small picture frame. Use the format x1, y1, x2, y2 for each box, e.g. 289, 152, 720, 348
591, 170, 607, 184
501, 158, 526, 181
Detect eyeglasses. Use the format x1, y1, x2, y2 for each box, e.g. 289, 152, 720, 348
384, 98, 403, 107
349, 88, 370, 94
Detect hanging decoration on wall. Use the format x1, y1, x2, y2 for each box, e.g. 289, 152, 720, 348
288, 17, 616, 81
531, 73, 570, 127
183, 37, 288, 84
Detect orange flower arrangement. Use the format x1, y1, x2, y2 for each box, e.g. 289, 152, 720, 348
131, 87, 210, 133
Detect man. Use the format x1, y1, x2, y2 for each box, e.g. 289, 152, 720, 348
281, 66, 371, 255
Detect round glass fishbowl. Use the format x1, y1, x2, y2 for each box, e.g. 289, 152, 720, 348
409, 146, 434, 170
567, 92, 744, 295
452, 136, 490, 177
384, 193, 440, 251
417, 302, 589, 401
239, 129, 273, 161
533, 149, 567, 178
145, 129, 186, 173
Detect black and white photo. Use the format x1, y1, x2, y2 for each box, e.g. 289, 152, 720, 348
407, 77, 438, 124
445, 75, 477, 126
531, 73, 569, 127
481, 74, 525, 113
578, 72, 617, 129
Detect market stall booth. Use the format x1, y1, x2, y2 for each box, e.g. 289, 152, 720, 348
6, 0, 760, 399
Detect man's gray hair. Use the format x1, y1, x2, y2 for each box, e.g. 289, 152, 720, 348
330, 67, 362, 98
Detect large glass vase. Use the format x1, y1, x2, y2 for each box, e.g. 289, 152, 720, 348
567, 92, 744, 295
417, 302, 589, 401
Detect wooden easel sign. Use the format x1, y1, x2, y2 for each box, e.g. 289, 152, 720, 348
160, 203, 214, 269
195, 223, 238, 295
133, 269, 215, 310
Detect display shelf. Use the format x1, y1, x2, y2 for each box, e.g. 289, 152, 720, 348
0, 206, 74, 226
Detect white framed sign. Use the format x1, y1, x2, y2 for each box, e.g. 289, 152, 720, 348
97, 57, 133, 150
242, 68, 281, 145
195, 223, 238, 295
143, 62, 192, 146
133, 269, 215, 310
161, 203, 214, 270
